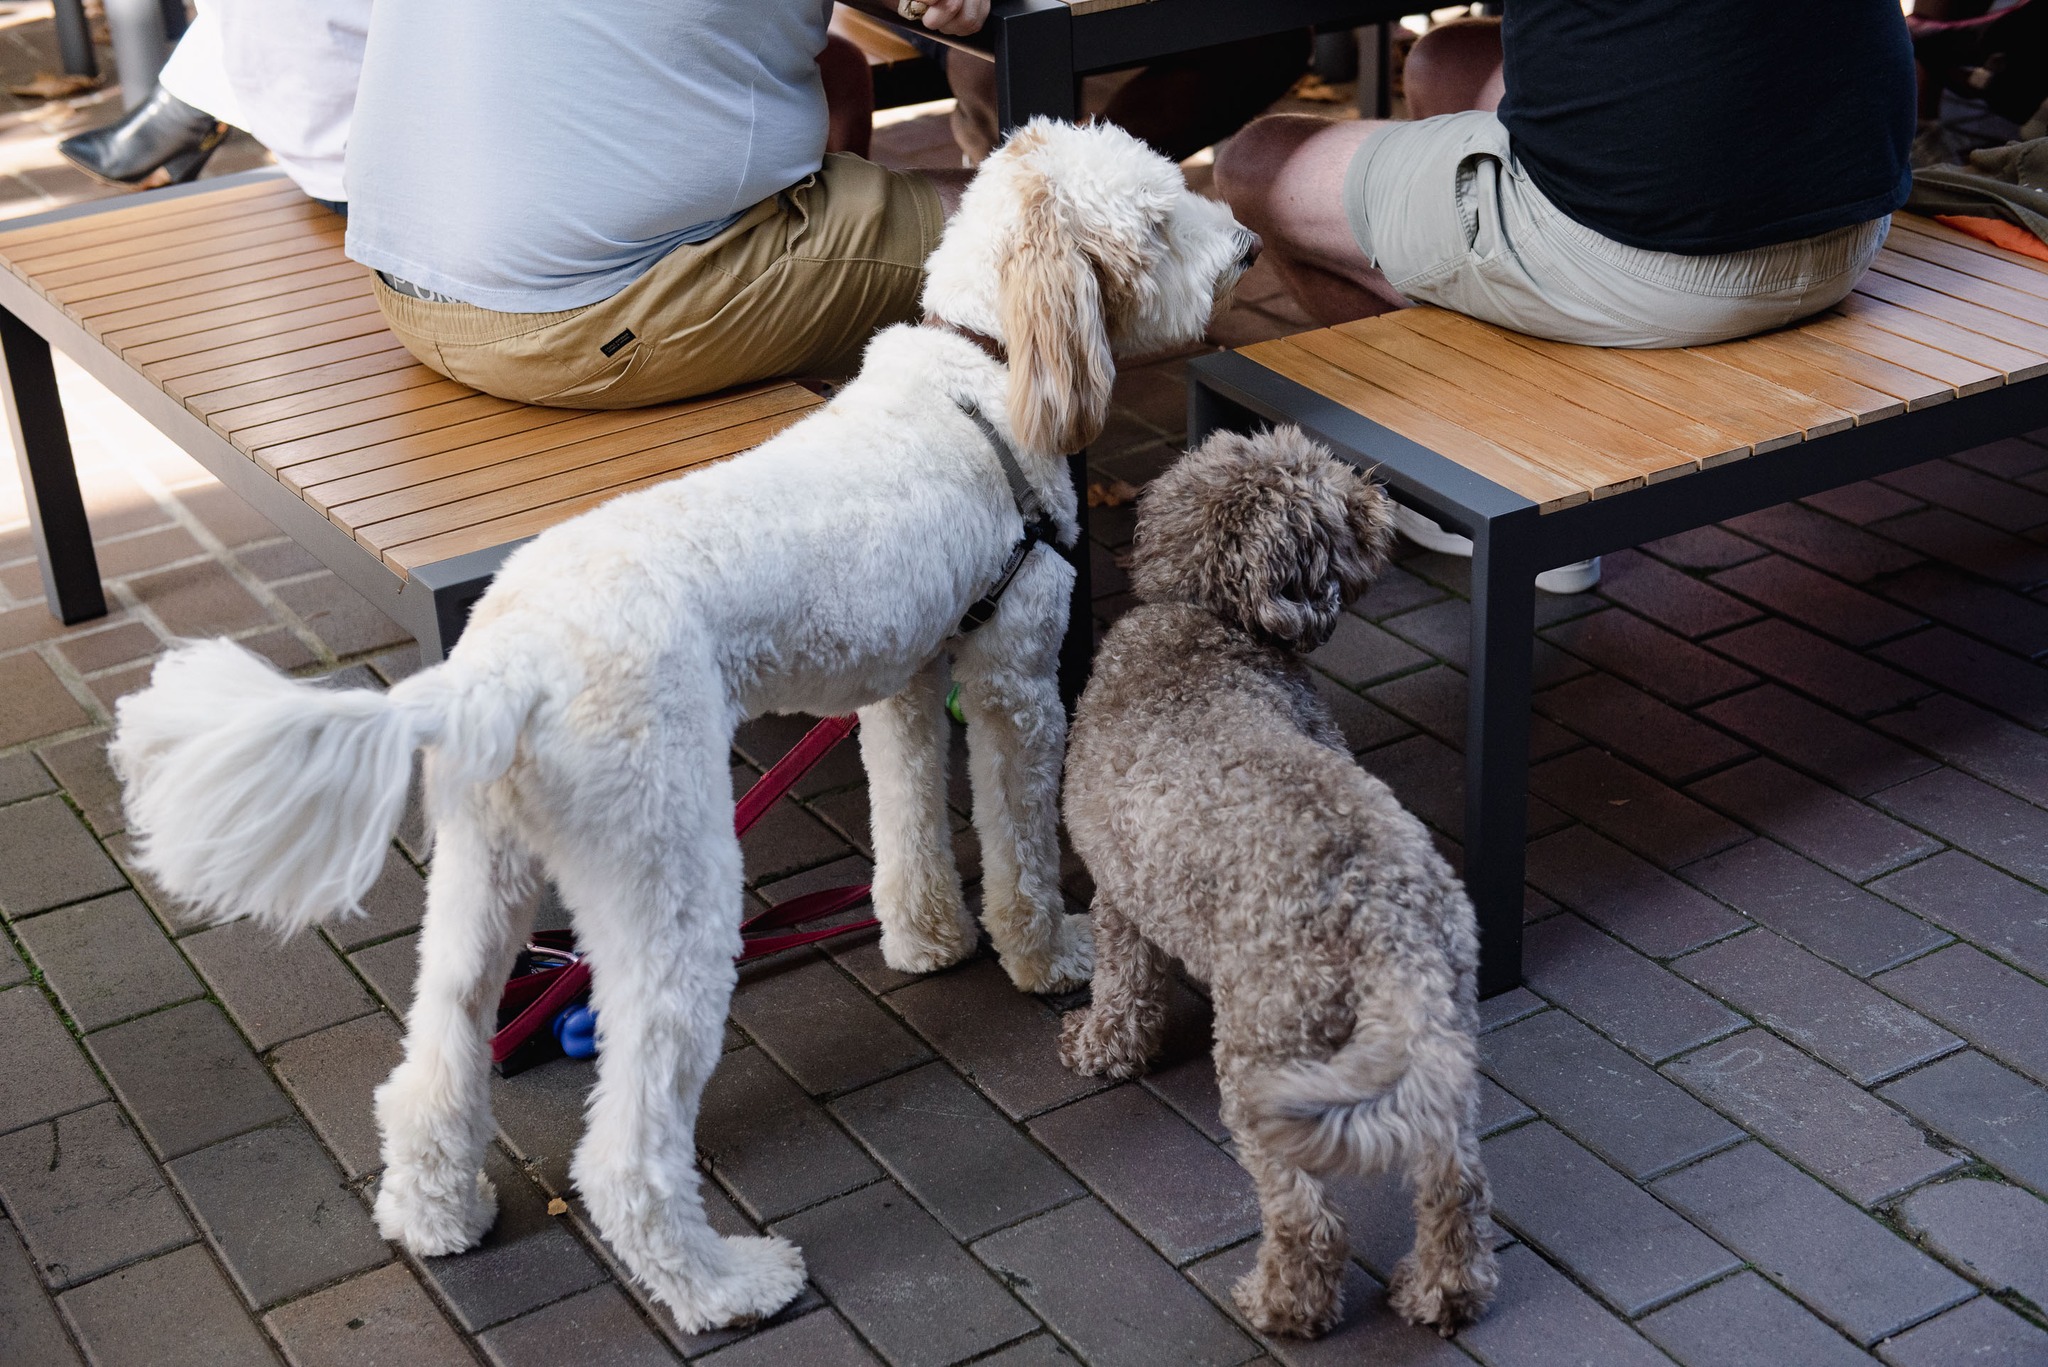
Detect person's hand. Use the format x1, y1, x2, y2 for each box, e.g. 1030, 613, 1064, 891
912, 0, 989, 36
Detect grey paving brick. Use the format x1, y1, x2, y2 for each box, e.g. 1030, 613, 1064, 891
0, 983, 106, 1134
270, 1012, 403, 1179
1710, 618, 1931, 717
1879, 945, 2048, 1087
1524, 825, 1745, 959
0, 795, 126, 920
348, 930, 417, 1019
1483, 1010, 1741, 1180
57, 1244, 281, 1367
1308, 670, 1411, 754
1952, 437, 2048, 481
696, 1047, 879, 1222
773, 1180, 1036, 1367
1477, 987, 1546, 1033
1653, 1142, 1971, 1345
1875, 694, 2048, 809
490, 1053, 592, 1195
693, 1309, 878, 1366
1535, 672, 1751, 784
740, 794, 856, 887
1477, 1075, 1535, 1137
166, 1120, 389, 1308
412, 1147, 606, 1331
1185, 1241, 1469, 1366
1351, 605, 1459, 682
1369, 665, 1580, 761
1874, 851, 2048, 980
1674, 929, 1961, 1085
1637, 1270, 1871, 1367
1542, 606, 1758, 706
829, 1061, 1080, 1241
1682, 838, 1948, 976
1456, 1241, 1671, 1367
1875, 507, 2048, 589
322, 849, 425, 952
1881, 457, 2048, 532
0, 751, 56, 805
0, 932, 23, 989
969, 1335, 1080, 1366
1029, 1084, 1260, 1264
478, 1284, 683, 1367
890, 959, 1111, 1120
263, 1262, 474, 1367
1483, 1121, 1737, 1316
15, 890, 202, 1031
1530, 748, 1749, 870
182, 920, 378, 1051
1143, 1051, 1230, 1141
1881, 1052, 2048, 1196
1600, 548, 1761, 639
1363, 732, 1567, 842
0, 1102, 192, 1289
1665, 1028, 1962, 1204
1723, 502, 1922, 583
35, 733, 125, 836
1880, 563, 2048, 660
1875, 1295, 2048, 1367
87, 999, 293, 1158
1700, 684, 1936, 797
731, 956, 929, 1097
1712, 555, 1923, 645
973, 1199, 1258, 1367
1898, 1177, 2048, 1310
1645, 523, 1767, 568
1352, 561, 1449, 620
1872, 766, 2048, 889
1689, 758, 1939, 882
1522, 915, 1745, 1064
1879, 627, 2048, 728
735, 713, 868, 799
0, 1219, 81, 1367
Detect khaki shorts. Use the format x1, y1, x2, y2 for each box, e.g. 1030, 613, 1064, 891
370, 153, 945, 408
1345, 110, 1889, 348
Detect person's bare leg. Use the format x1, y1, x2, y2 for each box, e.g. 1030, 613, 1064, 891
1402, 17, 1503, 119
821, 34, 874, 157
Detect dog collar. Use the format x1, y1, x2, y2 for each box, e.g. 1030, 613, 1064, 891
953, 396, 1061, 635
922, 315, 1008, 367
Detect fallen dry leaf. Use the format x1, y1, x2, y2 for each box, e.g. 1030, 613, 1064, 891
9, 72, 102, 100
546, 1197, 569, 1216
1086, 478, 1143, 508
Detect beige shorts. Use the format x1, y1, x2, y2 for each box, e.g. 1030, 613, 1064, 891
1344, 110, 1889, 348
370, 153, 945, 408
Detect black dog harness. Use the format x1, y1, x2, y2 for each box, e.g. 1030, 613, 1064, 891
954, 397, 1061, 636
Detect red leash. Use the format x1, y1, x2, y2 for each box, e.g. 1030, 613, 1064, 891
490, 716, 877, 1067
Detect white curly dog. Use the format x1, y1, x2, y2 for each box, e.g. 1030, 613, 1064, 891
109, 120, 1257, 1332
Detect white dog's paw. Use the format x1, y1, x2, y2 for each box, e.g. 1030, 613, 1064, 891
877, 888, 977, 975
1002, 913, 1095, 994
374, 1167, 497, 1256
655, 1235, 808, 1333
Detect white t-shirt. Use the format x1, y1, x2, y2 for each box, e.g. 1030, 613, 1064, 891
344, 0, 834, 312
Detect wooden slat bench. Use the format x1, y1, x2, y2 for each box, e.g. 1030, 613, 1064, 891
1189, 215, 2048, 995
0, 170, 824, 658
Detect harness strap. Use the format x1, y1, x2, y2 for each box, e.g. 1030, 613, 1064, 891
954, 397, 1060, 635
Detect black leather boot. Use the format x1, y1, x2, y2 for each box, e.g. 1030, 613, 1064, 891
58, 85, 229, 188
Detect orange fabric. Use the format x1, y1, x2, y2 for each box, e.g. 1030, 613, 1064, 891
1935, 214, 2048, 262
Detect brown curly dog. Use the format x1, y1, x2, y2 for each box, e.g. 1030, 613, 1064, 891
1058, 426, 1498, 1339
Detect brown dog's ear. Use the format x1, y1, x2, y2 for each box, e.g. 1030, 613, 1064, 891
999, 164, 1116, 458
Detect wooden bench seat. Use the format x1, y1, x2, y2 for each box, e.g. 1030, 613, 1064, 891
0, 171, 823, 657
1190, 215, 2048, 994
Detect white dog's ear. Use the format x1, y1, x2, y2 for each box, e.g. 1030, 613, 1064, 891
999, 161, 1116, 458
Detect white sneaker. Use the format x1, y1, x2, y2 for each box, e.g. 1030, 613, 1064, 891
1390, 504, 1600, 595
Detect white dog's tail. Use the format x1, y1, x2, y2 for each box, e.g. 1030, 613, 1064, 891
110, 638, 526, 938
1241, 985, 1470, 1176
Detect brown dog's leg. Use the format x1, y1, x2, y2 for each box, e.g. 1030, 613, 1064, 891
1057, 896, 1168, 1078
1227, 1125, 1350, 1338
1389, 1112, 1498, 1335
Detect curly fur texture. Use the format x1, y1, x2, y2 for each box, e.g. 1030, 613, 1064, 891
1060, 426, 1498, 1340
109, 120, 1255, 1335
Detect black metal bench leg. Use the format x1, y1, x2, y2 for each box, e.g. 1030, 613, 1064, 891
1058, 450, 1093, 717
1, 307, 105, 625
1466, 512, 1537, 997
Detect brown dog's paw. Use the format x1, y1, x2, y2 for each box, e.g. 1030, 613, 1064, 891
1388, 1248, 1497, 1337
1056, 1007, 1148, 1079
1231, 1263, 1343, 1339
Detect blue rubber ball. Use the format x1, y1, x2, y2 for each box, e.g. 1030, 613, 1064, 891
554, 1004, 599, 1059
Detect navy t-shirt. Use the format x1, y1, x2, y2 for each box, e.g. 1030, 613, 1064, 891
1497, 0, 1916, 256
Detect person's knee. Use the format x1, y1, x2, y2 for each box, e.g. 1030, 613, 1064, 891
1404, 17, 1503, 118
1214, 114, 1326, 230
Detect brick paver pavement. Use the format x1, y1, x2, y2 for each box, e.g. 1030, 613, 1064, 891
4, 17, 2048, 1366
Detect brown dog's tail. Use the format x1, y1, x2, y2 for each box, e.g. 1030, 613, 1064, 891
1240, 987, 1468, 1176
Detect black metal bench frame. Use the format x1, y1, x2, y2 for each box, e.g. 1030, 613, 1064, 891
1189, 348, 2048, 996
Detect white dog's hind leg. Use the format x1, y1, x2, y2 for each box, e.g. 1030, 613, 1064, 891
953, 569, 1092, 994
374, 796, 536, 1255
858, 660, 975, 974
555, 798, 804, 1332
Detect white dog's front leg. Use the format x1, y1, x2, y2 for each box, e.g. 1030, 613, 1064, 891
857, 660, 975, 974
374, 806, 535, 1255
954, 563, 1092, 994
